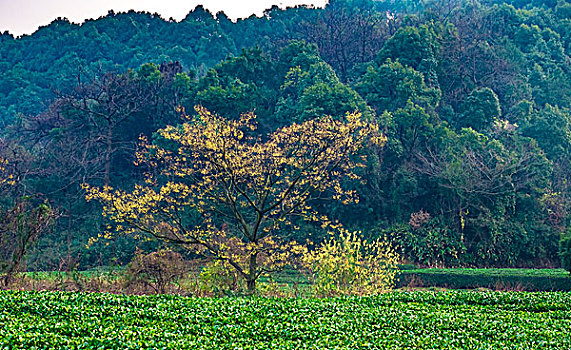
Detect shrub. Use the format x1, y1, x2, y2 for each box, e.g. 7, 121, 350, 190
198, 260, 244, 296
397, 268, 571, 291
126, 249, 186, 294
0, 199, 57, 286
409, 209, 431, 229
378, 218, 465, 267
303, 230, 399, 296
559, 230, 571, 274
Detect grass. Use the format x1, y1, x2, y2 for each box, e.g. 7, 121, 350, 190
17, 266, 571, 293
25, 266, 126, 280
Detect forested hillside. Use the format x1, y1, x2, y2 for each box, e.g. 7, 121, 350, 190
1, 0, 571, 271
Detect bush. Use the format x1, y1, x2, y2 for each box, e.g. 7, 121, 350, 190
377, 218, 465, 267
303, 230, 399, 296
397, 268, 571, 291
0, 199, 57, 286
198, 260, 244, 296
559, 230, 571, 274
126, 249, 186, 294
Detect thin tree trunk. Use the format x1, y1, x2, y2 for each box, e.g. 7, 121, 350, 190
66, 198, 72, 271
104, 126, 113, 187
247, 253, 258, 295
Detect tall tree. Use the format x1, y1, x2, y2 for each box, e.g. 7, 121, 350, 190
84, 107, 383, 293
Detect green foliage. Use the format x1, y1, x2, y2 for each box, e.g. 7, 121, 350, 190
398, 268, 571, 290
1, 0, 571, 270
522, 104, 571, 159
389, 102, 437, 156
560, 230, 571, 274
459, 88, 501, 131
355, 60, 441, 114
0, 197, 58, 285
1, 291, 571, 348
198, 260, 244, 296
407, 217, 465, 267
275, 44, 370, 124
296, 82, 368, 121
376, 24, 439, 82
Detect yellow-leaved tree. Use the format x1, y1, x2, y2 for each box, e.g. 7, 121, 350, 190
84, 106, 385, 293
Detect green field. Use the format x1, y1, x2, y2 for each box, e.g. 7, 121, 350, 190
18, 267, 571, 294
398, 268, 571, 291
1, 291, 570, 349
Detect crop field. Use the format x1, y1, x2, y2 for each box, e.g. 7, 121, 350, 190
1, 291, 570, 349
397, 268, 571, 291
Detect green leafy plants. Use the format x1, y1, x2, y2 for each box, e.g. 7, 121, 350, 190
398, 268, 571, 291
560, 230, 571, 274
1, 291, 570, 349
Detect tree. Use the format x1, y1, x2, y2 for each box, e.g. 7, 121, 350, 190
459, 87, 501, 131
0, 140, 58, 285
84, 107, 383, 293
437, 5, 527, 109
70, 70, 149, 187
376, 24, 439, 83
195, 48, 278, 125
560, 229, 571, 274
0, 198, 57, 286
522, 105, 571, 234
412, 127, 552, 265
299, 0, 389, 82
355, 59, 441, 115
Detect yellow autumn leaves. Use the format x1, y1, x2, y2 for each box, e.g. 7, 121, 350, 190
84, 106, 397, 293
304, 229, 400, 296
0, 157, 15, 189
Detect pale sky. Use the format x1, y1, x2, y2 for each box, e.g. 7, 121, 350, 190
0, 0, 326, 37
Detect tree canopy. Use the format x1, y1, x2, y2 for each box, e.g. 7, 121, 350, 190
84, 107, 382, 291
1, 0, 571, 271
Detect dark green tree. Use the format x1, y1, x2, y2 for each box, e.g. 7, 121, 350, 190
459, 87, 501, 131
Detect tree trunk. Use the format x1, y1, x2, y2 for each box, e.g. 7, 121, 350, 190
104, 125, 113, 187
246, 278, 256, 295
67, 198, 72, 271
3, 247, 24, 287
247, 253, 258, 295
1, 263, 18, 287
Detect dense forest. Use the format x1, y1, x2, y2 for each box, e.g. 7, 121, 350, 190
1, 0, 571, 272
